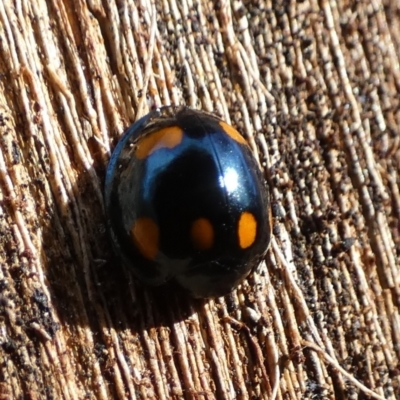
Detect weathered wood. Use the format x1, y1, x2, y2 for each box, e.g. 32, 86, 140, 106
0, 0, 399, 398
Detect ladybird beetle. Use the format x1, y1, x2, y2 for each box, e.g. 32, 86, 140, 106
105, 106, 271, 298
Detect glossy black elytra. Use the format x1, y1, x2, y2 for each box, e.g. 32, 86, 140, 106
104, 106, 271, 298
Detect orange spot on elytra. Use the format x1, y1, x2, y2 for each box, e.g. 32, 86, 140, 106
191, 218, 214, 250
238, 212, 257, 249
219, 121, 247, 145
131, 217, 159, 259
135, 126, 184, 159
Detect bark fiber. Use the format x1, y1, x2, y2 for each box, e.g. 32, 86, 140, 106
0, 0, 399, 399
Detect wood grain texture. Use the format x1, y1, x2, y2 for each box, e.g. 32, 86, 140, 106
0, 0, 399, 399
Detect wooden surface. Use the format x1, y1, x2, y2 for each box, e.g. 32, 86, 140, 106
0, 0, 399, 399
